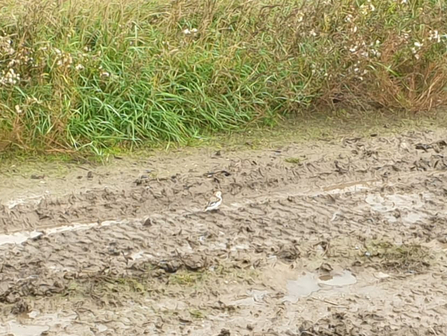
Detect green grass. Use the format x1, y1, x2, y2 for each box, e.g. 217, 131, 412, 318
364, 241, 431, 273
0, 0, 446, 153
1, 106, 447, 167
285, 157, 303, 164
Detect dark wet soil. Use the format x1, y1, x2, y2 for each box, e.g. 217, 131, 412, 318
1, 130, 447, 335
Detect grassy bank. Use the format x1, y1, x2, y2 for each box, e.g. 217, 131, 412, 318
0, 0, 446, 153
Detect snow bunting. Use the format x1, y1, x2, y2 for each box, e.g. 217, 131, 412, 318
204, 191, 222, 212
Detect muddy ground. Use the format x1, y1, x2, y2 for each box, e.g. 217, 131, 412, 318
0, 129, 447, 335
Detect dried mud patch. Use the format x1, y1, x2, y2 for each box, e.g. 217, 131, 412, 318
299, 314, 447, 336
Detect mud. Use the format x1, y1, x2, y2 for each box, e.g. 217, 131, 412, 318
1, 130, 447, 335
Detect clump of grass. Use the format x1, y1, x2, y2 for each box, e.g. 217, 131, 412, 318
168, 270, 205, 286
189, 309, 206, 319
0, 0, 446, 153
364, 241, 431, 273
285, 157, 302, 164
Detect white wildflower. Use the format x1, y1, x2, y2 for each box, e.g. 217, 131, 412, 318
428, 30, 441, 43
370, 49, 381, 57
0, 68, 20, 85
360, 51, 369, 58
360, 4, 369, 15
75, 64, 84, 71
15, 105, 23, 114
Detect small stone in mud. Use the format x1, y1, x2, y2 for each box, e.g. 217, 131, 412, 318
415, 143, 432, 151
30, 174, 45, 180
221, 170, 231, 176
277, 245, 301, 262
319, 262, 333, 272
5, 293, 20, 304
155, 317, 163, 329
158, 259, 182, 273
182, 255, 205, 271
247, 324, 254, 331
134, 175, 149, 185
10, 299, 30, 315
108, 247, 120, 256
298, 320, 315, 334
178, 314, 192, 324
143, 217, 152, 226
217, 329, 230, 336
87, 171, 93, 179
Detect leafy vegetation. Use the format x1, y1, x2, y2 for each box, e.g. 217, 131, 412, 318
0, 0, 446, 153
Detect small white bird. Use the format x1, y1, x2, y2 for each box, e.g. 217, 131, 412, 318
204, 191, 222, 212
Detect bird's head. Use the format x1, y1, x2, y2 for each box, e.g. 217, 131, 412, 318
215, 191, 222, 198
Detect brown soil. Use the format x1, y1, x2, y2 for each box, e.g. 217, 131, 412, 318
1, 129, 447, 335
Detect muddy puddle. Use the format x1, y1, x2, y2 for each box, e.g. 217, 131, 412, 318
1, 130, 447, 335
365, 192, 430, 224
284, 270, 357, 303
0, 220, 126, 246
0, 312, 76, 336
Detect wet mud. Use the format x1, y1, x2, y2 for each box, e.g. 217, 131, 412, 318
1, 130, 447, 335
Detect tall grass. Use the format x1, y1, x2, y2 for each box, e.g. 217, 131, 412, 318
0, 0, 446, 152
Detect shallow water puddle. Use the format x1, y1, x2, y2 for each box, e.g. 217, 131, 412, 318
0, 231, 43, 246
0, 220, 125, 246
0, 321, 49, 336
5, 194, 48, 209
283, 270, 357, 303
0, 312, 76, 336
365, 193, 429, 224
322, 180, 379, 195
284, 273, 321, 301
230, 290, 270, 306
